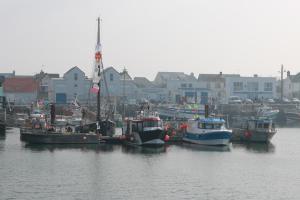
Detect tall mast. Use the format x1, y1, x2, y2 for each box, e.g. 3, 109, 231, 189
280, 64, 284, 102
97, 17, 101, 46
122, 67, 127, 120
96, 17, 101, 122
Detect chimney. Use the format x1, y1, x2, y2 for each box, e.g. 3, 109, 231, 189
287, 71, 290, 77
219, 72, 222, 76
254, 74, 258, 78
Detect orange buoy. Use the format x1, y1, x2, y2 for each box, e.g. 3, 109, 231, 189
164, 134, 170, 141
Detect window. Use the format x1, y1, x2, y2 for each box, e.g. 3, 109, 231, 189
74, 84, 78, 88
264, 123, 270, 129
264, 82, 273, 91
144, 121, 159, 128
257, 123, 263, 129
214, 124, 222, 129
215, 82, 221, 89
110, 73, 114, 81
132, 123, 137, 132
205, 124, 213, 129
181, 83, 187, 88
74, 73, 78, 80
138, 122, 143, 132
233, 82, 243, 91
207, 82, 211, 89
189, 83, 192, 88
247, 82, 258, 91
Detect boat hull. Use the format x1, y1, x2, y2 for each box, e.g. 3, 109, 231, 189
0, 123, 5, 135
232, 129, 276, 143
125, 129, 165, 146
20, 129, 100, 144
183, 131, 232, 146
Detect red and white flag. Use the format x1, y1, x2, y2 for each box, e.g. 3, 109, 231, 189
92, 44, 103, 84
90, 84, 100, 94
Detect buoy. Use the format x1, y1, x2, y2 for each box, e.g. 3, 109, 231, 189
164, 134, 170, 141
244, 131, 252, 138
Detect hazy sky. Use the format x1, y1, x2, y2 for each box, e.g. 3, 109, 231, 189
1, 0, 300, 80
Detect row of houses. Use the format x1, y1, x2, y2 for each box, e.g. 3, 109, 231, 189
1, 66, 299, 105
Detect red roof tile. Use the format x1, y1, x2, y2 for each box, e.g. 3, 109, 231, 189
4, 77, 38, 93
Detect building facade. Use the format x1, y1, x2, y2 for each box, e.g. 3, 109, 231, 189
48, 67, 92, 104
224, 75, 277, 101
3, 76, 38, 105
283, 72, 300, 99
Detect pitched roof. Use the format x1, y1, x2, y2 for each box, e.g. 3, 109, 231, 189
197, 74, 225, 82
155, 72, 196, 82
34, 71, 59, 80
63, 66, 85, 77
119, 70, 132, 80
290, 73, 300, 82
4, 76, 38, 93
133, 77, 154, 88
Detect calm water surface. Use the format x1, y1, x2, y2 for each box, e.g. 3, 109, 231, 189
0, 128, 300, 200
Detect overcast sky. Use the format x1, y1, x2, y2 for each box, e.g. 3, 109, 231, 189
1, 0, 300, 80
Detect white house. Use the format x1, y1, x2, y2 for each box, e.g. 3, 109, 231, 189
283, 71, 300, 99
224, 75, 277, 101
154, 72, 211, 104
48, 66, 92, 104
197, 73, 230, 104
100, 67, 139, 101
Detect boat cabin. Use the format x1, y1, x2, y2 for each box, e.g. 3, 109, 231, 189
242, 118, 275, 131
124, 112, 163, 135
189, 118, 226, 130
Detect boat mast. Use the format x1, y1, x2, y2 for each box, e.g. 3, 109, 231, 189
96, 17, 101, 123
122, 67, 127, 120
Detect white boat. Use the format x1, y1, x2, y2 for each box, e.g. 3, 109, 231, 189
158, 104, 205, 120
183, 118, 232, 146
256, 105, 279, 119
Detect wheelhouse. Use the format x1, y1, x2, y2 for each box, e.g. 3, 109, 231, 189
244, 119, 275, 131
195, 118, 226, 130
125, 117, 162, 134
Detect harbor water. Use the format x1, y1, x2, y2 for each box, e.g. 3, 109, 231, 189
1, 128, 300, 200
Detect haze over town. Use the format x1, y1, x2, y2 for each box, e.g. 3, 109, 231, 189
1, 0, 300, 79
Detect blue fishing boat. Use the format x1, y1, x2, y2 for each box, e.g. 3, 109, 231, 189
183, 118, 232, 146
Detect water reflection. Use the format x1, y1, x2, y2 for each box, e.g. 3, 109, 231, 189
0, 134, 5, 140
0, 129, 5, 136
180, 143, 231, 152
122, 145, 167, 154
232, 142, 275, 153
23, 143, 117, 153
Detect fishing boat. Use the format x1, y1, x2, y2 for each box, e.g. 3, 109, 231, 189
231, 118, 276, 143
20, 128, 101, 144
183, 117, 232, 146
123, 109, 165, 147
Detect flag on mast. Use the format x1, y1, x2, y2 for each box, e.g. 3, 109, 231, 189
91, 17, 102, 93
